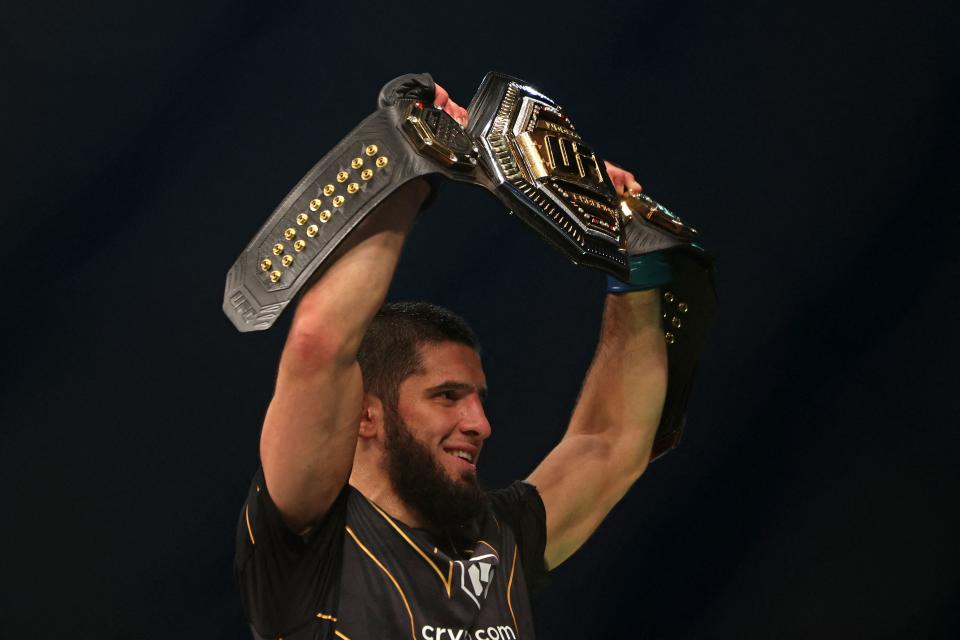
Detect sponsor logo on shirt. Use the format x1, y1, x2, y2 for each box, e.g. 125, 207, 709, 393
420, 624, 517, 640
455, 554, 497, 609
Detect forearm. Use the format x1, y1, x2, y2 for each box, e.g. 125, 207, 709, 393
567, 289, 668, 469
280, 179, 429, 373
529, 289, 668, 566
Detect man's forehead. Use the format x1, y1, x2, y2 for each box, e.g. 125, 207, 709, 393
413, 341, 486, 386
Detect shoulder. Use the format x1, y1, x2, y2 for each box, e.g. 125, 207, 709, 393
486, 480, 544, 518
483, 480, 546, 544
484, 480, 549, 592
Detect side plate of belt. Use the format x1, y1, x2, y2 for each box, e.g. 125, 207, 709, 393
224, 72, 717, 458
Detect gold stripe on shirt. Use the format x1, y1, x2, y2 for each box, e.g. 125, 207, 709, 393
366, 499, 453, 597
245, 503, 255, 545
476, 539, 500, 559
345, 525, 417, 640
507, 545, 519, 634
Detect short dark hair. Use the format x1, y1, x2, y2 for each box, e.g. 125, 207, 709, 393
357, 301, 480, 411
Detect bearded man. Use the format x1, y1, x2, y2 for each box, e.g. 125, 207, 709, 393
235, 81, 688, 640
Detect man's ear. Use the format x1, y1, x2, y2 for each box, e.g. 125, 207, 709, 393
359, 393, 384, 439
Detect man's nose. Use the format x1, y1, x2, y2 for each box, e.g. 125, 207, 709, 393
459, 396, 492, 440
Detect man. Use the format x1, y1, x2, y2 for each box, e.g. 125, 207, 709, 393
235, 83, 669, 640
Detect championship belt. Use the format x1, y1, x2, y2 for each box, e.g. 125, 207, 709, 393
223, 72, 717, 459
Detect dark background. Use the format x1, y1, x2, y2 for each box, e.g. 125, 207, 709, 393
2, 1, 958, 637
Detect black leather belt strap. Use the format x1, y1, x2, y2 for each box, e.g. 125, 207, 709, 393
224, 73, 488, 332
651, 248, 717, 460
613, 194, 718, 459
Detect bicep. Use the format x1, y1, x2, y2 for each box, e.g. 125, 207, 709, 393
260, 359, 363, 533
528, 433, 647, 570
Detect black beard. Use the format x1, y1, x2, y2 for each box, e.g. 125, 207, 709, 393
383, 410, 487, 538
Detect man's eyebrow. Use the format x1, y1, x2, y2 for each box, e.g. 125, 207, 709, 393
426, 381, 489, 399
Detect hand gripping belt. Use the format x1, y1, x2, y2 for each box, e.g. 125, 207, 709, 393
223, 72, 717, 460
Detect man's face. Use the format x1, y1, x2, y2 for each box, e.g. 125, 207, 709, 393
381, 341, 491, 531
392, 341, 491, 484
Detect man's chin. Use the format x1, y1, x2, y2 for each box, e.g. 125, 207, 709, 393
384, 416, 487, 531
442, 463, 477, 486
456, 469, 478, 485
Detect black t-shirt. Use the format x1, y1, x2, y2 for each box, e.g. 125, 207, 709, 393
235, 469, 548, 639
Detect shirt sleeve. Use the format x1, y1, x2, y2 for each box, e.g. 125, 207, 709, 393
234, 467, 347, 638
486, 480, 549, 593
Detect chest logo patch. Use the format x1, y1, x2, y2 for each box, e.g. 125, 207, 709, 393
455, 553, 498, 609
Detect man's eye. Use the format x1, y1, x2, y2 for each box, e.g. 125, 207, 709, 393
438, 390, 457, 400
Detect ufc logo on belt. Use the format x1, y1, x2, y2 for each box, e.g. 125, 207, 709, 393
542, 134, 603, 184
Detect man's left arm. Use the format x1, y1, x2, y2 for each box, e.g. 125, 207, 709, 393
527, 286, 667, 570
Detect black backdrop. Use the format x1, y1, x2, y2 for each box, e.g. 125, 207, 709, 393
2, 1, 958, 637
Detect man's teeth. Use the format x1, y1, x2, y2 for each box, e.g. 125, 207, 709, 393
451, 450, 473, 463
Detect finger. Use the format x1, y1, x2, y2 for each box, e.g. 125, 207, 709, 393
432, 82, 468, 126
433, 83, 450, 108
606, 165, 628, 193
446, 98, 469, 127
621, 171, 642, 194
604, 161, 626, 192
610, 173, 625, 193
604, 160, 643, 194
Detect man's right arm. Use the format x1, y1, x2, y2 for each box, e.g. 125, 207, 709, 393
259, 179, 429, 534
255, 79, 468, 534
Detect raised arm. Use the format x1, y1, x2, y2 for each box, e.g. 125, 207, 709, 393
259, 83, 469, 534
527, 289, 667, 569
259, 179, 427, 533
525, 161, 668, 568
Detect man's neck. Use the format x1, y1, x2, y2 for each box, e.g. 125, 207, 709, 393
348, 467, 426, 529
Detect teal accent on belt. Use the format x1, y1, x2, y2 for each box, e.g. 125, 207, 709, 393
607, 251, 673, 293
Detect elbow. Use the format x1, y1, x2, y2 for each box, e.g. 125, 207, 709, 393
632, 448, 652, 480
611, 432, 654, 486
585, 431, 653, 487
282, 319, 359, 375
